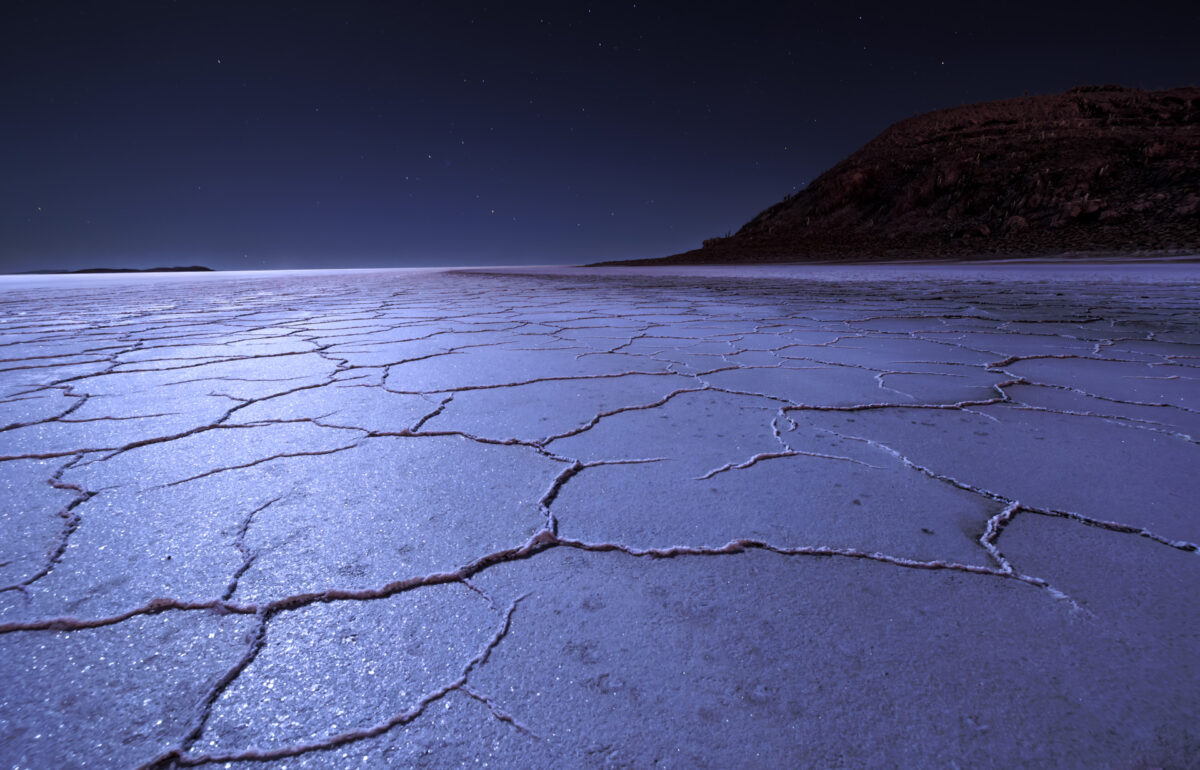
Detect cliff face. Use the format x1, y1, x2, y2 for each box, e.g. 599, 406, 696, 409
638, 85, 1200, 264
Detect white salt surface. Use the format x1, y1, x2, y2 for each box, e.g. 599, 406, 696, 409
0, 263, 1197, 768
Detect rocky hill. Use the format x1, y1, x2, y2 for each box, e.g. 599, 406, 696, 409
614, 85, 1200, 264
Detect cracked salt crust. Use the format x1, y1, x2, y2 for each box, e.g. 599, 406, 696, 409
1, 264, 1198, 768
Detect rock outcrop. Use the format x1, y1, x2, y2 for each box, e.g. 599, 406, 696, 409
616, 85, 1200, 264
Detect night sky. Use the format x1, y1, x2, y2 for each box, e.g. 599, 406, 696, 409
2, 1, 1197, 272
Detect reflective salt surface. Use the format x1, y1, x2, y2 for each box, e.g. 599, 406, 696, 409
1, 263, 1198, 767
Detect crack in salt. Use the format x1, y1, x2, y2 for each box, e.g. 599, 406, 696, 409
820, 426, 1199, 559
980, 501, 1021, 574
695, 449, 883, 480
0, 454, 95, 593
457, 684, 543, 740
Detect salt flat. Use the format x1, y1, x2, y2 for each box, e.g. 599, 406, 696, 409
1, 264, 1197, 768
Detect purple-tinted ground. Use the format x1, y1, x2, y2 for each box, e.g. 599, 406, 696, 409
1, 263, 1198, 768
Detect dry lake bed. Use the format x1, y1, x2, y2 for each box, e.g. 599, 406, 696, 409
1, 263, 1198, 768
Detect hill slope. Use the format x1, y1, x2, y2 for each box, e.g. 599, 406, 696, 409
614, 85, 1200, 264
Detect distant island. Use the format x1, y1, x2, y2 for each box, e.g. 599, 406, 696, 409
19, 266, 215, 275
602, 85, 1200, 265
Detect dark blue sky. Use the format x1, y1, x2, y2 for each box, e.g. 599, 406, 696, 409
2, 1, 1197, 271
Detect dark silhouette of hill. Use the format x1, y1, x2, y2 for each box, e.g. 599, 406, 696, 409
604, 85, 1200, 265
17, 266, 214, 275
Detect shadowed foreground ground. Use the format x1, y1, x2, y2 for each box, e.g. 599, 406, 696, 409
1, 264, 1197, 768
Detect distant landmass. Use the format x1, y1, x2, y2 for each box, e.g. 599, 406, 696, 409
603, 85, 1200, 265
19, 266, 214, 275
